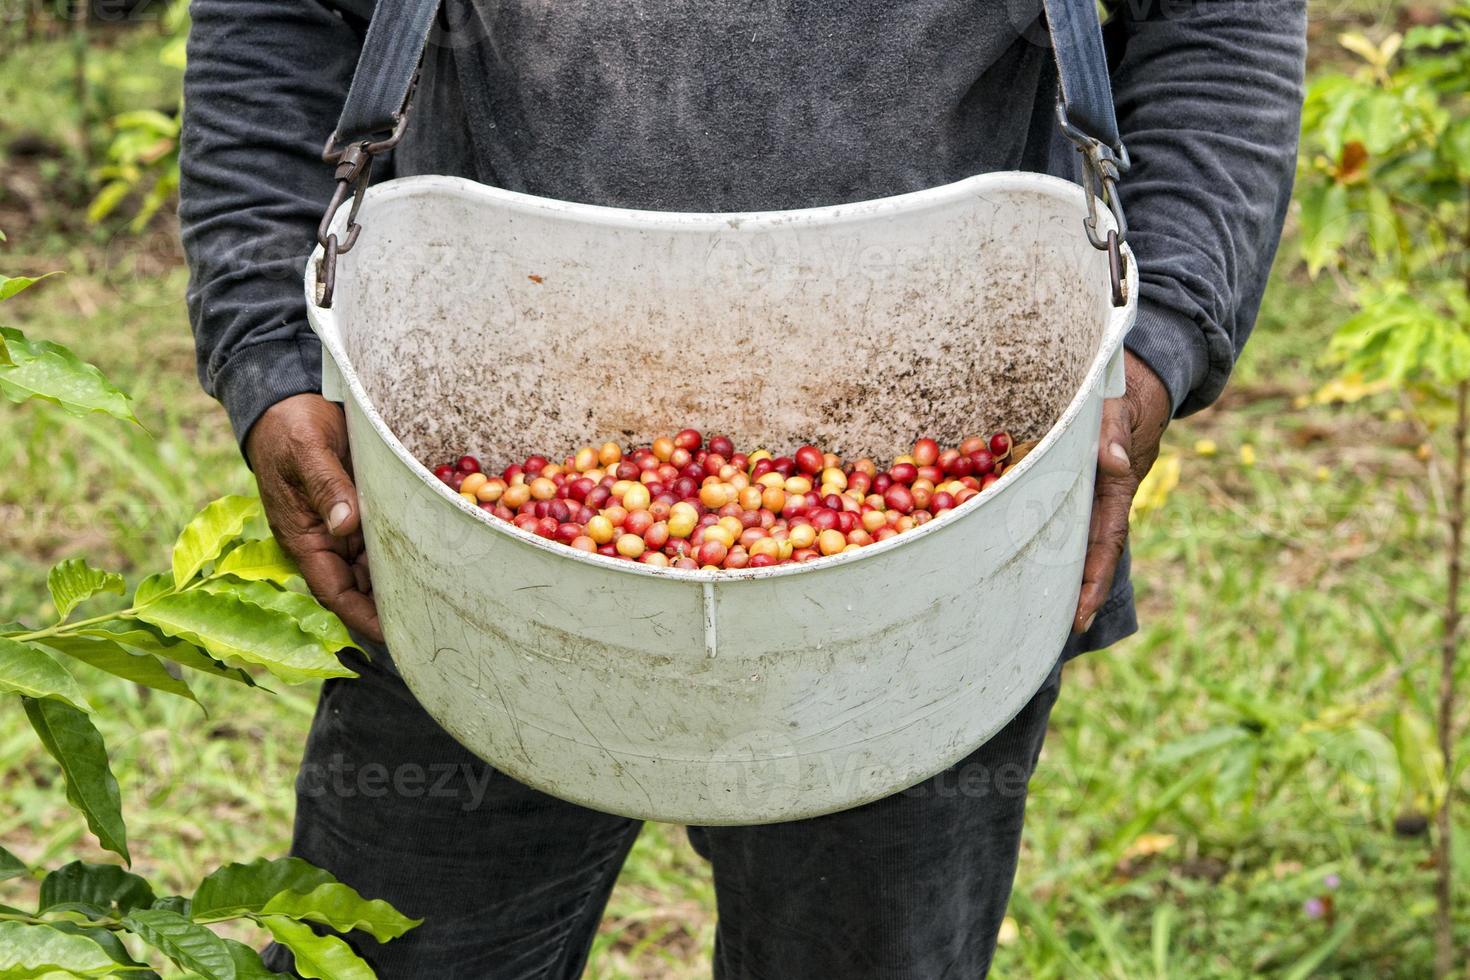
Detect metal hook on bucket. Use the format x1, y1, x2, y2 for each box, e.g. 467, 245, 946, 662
1056, 102, 1130, 308
315, 77, 419, 309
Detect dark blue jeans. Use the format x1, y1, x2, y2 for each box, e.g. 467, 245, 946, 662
262, 644, 1066, 979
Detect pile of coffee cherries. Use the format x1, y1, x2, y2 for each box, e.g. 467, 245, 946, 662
429, 430, 1026, 570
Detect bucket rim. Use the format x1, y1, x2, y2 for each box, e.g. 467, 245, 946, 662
306, 170, 1137, 583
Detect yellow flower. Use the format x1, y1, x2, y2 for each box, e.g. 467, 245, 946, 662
997, 917, 1020, 946
1194, 438, 1218, 457
1240, 444, 1257, 467
1130, 453, 1181, 524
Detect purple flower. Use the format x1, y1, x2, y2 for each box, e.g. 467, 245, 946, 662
1323, 873, 1340, 890
1304, 897, 1326, 920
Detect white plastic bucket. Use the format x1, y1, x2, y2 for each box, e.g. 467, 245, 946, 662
306, 172, 1136, 824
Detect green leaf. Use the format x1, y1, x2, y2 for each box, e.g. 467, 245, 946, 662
192, 858, 337, 922
136, 590, 355, 686
221, 940, 289, 980
1297, 181, 1351, 277
133, 573, 174, 608
0, 921, 120, 978
44, 920, 159, 977
121, 908, 235, 980
32, 634, 200, 706
0, 636, 91, 712
0, 844, 27, 882
86, 180, 132, 225
214, 538, 299, 585
74, 621, 256, 687
0, 272, 59, 302
150, 895, 192, 918
171, 496, 261, 588
260, 883, 421, 943
201, 579, 358, 653
39, 862, 155, 916
256, 916, 374, 980
23, 698, 128, 863
0, 326, 139, 424
46, 560, 125, 623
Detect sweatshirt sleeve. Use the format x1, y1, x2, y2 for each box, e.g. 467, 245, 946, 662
1108, 0, 1307, 416
178, 0, 366, 447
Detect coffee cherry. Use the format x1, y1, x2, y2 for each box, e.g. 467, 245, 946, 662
883, 484, 915, 514
912, 438, 940, 467
794, 445, 824, 475
697, 540, 728, 566
586, 515, 616, 544
622, 483, 652, 512
624, 509, 654, 537
436, 427, 1021, 567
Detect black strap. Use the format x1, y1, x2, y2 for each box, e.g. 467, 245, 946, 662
1041, 0, 1123, 156
332, 0, 442, 145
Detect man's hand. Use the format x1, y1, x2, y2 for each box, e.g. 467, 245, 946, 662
1073, 352, 1172, 634
246, 393, 383, 643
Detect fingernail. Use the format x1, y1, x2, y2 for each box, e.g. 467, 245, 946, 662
1109, 443, 1129, 465
327, 502, 351, 532
1083, 612, 1098, 632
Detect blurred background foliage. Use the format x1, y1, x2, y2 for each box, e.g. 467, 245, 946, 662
0, 0, 1466, 975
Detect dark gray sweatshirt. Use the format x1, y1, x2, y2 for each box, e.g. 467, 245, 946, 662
178, 0, 1307, 651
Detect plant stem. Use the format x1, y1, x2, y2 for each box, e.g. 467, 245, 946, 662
11, 608, 142, 643
1437, 377, 1467, 980
0, 910, 117, 930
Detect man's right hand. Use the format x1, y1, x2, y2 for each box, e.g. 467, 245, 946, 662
245, 393, 383, 643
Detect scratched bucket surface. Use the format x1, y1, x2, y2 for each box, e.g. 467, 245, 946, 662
306, 172, 1136, 824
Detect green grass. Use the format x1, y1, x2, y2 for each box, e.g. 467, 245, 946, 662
2, 7, 1467, 977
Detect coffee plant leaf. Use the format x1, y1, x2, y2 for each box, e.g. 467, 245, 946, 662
0, 326, 139, 425
133, 573, 174, 608
256, 916, 375, 980
191, 858, 337, 922
171, 496, 261, 588
0, 272, 58, 302
260, 882, 422, 943
46, 560, 126, 623
76, 622, 256, 688
0, 921, 122, 977
32, 635, 200, 707
150, 895, 192, 918
22, 698, 128, 863
214, 538, 299, 585
0, 844, 26, 882
39, 861, 155, 916
135, 591, 356, 686
121, 908, 235, 980
0, 637, 92, 713
43, 920, 158, 977
221, 939, 290, 980
201, 579, 358, 653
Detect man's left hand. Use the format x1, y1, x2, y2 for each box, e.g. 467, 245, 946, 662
1073, 351, 1172, 634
